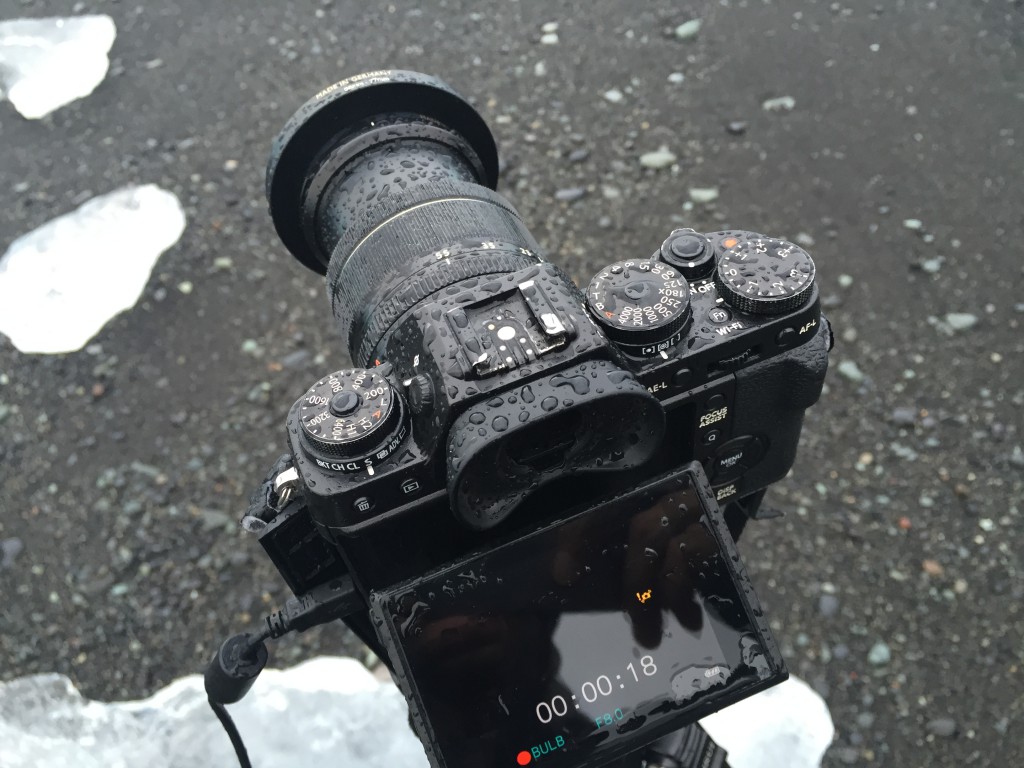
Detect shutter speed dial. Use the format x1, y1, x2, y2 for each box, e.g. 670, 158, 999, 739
714, 238, 816, 315
585, 259, 693, 357
297, 368, 406, 472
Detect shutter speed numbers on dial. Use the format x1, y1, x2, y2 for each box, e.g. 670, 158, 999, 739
534, 655, 658, 724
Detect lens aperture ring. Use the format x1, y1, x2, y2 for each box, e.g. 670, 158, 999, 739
354, 241, 544, 365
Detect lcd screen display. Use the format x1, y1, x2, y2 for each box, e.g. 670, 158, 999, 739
372, 466, 785, 768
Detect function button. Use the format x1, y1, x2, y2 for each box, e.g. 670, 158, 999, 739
710, 436, 767, 483
702, 429, 722, 446
775, 328, 797, 348
708, 306, 732, 325
705, 393, 727, 410
672, 366, 693, 387
353, 496, 375, 514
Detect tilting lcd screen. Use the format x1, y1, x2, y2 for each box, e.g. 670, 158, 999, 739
372, 466, 785, 768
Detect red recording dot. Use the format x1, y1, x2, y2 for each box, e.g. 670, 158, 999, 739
516, 751, 532, 766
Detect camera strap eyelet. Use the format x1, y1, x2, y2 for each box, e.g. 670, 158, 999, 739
240, 454, 298, 533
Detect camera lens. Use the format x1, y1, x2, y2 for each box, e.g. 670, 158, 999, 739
266, 71, 545, 364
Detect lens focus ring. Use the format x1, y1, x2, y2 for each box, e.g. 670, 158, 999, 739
325, 179, 541, 359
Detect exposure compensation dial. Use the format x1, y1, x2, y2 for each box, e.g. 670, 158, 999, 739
714, 238, 816, 315
297, 368, 406, 472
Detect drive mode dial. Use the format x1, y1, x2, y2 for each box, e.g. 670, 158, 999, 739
297, 368, 406, 471
714, 238, 815, 315
585, 259, 692, 356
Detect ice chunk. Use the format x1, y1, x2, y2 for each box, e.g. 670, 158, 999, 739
0, 185, 186, 354
0, 15, 116, 119
700, 676, 834, 768
0, 658, 429, 768
0, 659, 832, 768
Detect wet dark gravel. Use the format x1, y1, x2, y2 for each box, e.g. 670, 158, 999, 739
1, 1, 1022, 767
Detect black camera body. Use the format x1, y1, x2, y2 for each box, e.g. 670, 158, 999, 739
234, 70, 832, 768
262, 231, 829, 598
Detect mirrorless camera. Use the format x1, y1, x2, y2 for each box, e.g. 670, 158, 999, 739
218, 71, 832, 768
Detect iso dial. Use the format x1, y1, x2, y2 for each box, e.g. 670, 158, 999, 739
297, 368, 403, 467
714, 238, 816, 315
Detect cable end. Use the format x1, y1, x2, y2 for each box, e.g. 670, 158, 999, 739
204, 633, 269, 705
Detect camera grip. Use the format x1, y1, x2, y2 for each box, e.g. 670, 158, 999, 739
728, 319, 832, 492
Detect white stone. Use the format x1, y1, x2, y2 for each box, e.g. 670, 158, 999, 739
762, 96, 796, 112
689, 187, 720, 204
674, 19, 703, 40
0, 185, 186, 354
640, 146, 677, 169
0, 15, 116, 119
603, 88, 624, 103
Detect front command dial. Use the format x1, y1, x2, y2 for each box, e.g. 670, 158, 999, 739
714, 238, 816, 315
297, 368, 406, 471
585, 259, 692, 356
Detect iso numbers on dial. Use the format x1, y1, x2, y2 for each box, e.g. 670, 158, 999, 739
534, 655, 658, 724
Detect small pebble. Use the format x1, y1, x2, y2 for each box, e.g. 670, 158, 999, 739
668, 72, 686, 84
533, 61, 547, 77
567, 148, 589, 163
541, 21, 559, 33
603, 88, 624, 103
726, 120, 747, 136
903, 218, 923, 231
639, 147, 677, 169
688, 187, 719, 204
837, 360, 865, 383
890, 407, 916, 425
674, 19, 703, 40
0, 538, 25, 569
867, 641, 891, 665
555, 187, 585, 202
945, 313, 977, 332
819, 594, 840, 617
241, 339, 263, 356
540, 32, 559, 45
926, 718, 958, 737
838, 274, 854, 288
762, 96, 796, 112
794, 232, 815, 246
223, 159, 239, 172
920, 257, 943, 273
177, 281, 193, 294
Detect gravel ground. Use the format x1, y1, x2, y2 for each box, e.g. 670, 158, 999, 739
1, 1, 1022, 766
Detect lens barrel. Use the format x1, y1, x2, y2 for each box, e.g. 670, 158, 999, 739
267, 71, 543, 364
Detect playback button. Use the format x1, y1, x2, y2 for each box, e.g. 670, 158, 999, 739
710, 436, 766, 483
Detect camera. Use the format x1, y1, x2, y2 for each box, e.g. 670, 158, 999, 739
228, 70, 832, 768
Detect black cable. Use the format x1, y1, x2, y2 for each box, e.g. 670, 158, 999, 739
209, 699, 254, 768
